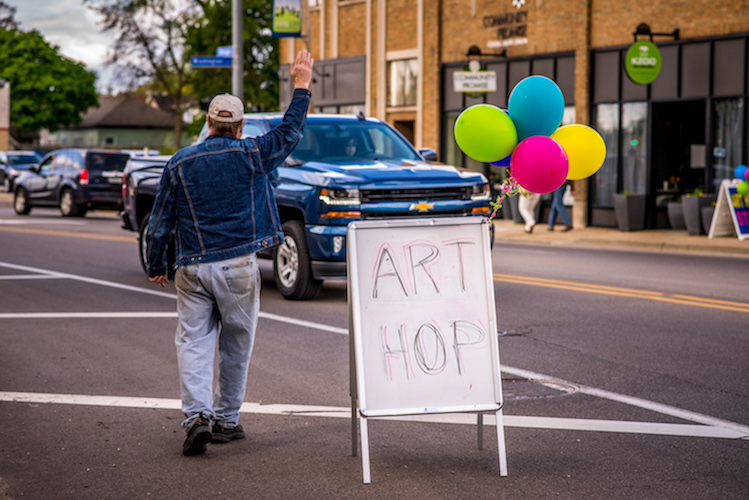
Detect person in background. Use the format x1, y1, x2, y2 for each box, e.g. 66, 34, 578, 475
548, 182, 573, 232
146, 50, 314, 456
517, 187, 541, 234
345, 137, 357, 156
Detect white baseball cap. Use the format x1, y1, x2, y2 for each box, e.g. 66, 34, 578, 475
208, 93, 244, 123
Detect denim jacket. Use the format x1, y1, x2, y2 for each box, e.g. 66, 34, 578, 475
146, 88, 312, 277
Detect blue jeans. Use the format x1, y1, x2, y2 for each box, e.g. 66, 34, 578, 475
174, 254, 260, 430
548, 185, 571, 227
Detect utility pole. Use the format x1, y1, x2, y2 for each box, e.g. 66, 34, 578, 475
232, 0, 243, 100
0, 79, 9, 151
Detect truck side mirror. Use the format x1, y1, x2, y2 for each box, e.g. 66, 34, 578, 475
419, 148, 438, 162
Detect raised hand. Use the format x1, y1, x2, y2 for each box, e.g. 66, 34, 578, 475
290, 49, 314, 90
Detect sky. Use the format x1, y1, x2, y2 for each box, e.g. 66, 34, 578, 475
11, 0, 118, 93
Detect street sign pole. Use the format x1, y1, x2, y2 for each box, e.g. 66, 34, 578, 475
232, 0, 243, 101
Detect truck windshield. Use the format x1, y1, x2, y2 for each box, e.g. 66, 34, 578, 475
281, 120, 422, 164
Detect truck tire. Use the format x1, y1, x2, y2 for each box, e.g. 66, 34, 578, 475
139, 214, 175, 280
138, 215, 150, 276
274, 220, 322, 300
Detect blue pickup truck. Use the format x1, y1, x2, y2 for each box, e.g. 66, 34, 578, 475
120, 113, 493, 300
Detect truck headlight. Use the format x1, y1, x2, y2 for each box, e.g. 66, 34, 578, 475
319, 188, 360, 206
471, 183, 490, 201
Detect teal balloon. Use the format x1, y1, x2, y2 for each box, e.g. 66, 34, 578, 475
454, 104, 518, 163
508, 75, 565, 141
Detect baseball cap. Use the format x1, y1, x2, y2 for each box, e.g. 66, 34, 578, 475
208, 93, 244, 123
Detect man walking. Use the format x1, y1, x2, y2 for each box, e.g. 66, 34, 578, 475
146, 50, 314, 456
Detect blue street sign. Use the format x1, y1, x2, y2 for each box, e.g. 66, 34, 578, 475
216, 46, 233, 58
191, 56, 232, 68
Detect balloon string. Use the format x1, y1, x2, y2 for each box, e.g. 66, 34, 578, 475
489, 169, 523, 220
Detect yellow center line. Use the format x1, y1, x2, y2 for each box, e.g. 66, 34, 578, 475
493, 273, 664, 296
494, 274, 749, 314
671, 294, 749, 308
0, 226, 136, 243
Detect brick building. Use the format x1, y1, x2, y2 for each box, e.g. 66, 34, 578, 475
279, 0, 749, 228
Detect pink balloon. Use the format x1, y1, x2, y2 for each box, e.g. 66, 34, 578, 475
510, 136, 569, 194
745, 168, 749, 182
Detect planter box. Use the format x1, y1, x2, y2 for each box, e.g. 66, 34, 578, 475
667, 202, 685, 230
614, 193, 646, 231
681, 195, 715, 235
701, 205, 715, 234
509, 194, 523, 224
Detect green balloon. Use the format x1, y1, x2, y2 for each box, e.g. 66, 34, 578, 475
738, 181, 749, 195
454, 104, 518, 163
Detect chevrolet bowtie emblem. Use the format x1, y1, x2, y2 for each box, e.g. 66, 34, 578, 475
409, 201, 434, 212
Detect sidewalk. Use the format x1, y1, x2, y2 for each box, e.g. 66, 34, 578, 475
492, 218, 749, 259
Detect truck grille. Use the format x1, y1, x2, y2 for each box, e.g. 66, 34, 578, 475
360, 186, 471, 203
362, 208, 473, 220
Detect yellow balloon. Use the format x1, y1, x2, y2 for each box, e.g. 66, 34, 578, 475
551, 124, 606, 180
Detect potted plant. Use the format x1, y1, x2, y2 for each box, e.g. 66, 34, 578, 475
681, 188, 715, 235
667, 198, 685, 230
701, 201, 716, 235
614, 191, 646, 231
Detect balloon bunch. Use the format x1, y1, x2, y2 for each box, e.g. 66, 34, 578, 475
734, 164, 749, 195
453, 75, 606, 218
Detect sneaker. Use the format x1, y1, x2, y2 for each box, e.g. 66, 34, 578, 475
547, 226, 554, 231
183, 416, 212, 456
561, 224, 573, 232
212, 422, 246, 443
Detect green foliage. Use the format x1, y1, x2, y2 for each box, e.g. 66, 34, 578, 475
184, 112, 206, 141
185, 0, 279, 111
0, 28, 98, 136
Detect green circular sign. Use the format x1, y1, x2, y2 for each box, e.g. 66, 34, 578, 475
625, 41, 662, 85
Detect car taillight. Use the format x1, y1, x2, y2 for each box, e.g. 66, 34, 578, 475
122, 173, 128, 198
80, 168, 89, 186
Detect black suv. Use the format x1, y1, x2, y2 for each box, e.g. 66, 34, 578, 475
14, 149, 130, 217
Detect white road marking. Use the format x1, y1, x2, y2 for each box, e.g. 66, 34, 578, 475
0, 275, 65, 280
2, 261, 748, 439
0, 219, 85, 225
0, 391, 744, 439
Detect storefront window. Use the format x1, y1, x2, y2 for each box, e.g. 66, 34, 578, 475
444, 112, 461, 167
621, 102, 648, 195
387, 59, 418, 107
712, 98, 744, 190
592, 104, 619, 207
562, 106, 576, 126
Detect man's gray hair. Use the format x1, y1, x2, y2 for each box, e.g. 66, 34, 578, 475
209, 116, 243, 136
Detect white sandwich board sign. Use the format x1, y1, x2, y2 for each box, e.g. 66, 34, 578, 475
346, 217, 507, 483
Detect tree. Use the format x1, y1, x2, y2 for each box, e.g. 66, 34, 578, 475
186, 0, 279, 112
0, 1, 18, 30
84, 0, 199, 150
0, 28, 98, 137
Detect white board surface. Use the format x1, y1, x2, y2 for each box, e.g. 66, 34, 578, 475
347, 218, 503, 417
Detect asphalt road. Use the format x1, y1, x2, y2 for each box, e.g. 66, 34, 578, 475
0, 201, 747, 499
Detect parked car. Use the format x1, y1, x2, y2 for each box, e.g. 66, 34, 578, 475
121, 113, 493, 300
0, 150, 43, 192
13, 149, 130, 217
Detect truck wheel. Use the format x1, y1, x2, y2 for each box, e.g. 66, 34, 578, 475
14, 187, 31, 215
138, 215, 150, 275
60, 188, 86, 217
139, 214, 176, 279
274, 220, 322, 300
